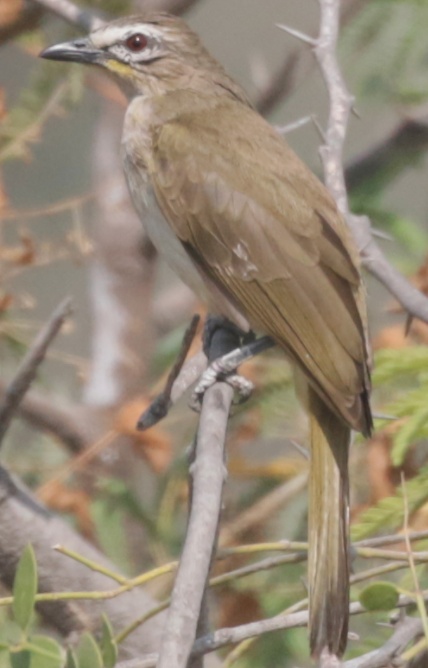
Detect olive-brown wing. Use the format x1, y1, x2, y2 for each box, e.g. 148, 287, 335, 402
150, 108, 371, 433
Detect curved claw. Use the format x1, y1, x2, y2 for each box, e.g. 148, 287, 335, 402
190, 365, 254, 412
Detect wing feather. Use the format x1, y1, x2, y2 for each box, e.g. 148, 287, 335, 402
150, 98, 371, 431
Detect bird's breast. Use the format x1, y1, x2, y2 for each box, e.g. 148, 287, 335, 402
121, 97, 212, 299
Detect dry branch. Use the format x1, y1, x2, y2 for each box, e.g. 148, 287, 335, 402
312, 0, 428, 324
137, 315, 201, 430
156, 382, 234, 668
0, 297, 73, 446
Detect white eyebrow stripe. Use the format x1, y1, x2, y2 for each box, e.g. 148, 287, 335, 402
90, 24, 165, 49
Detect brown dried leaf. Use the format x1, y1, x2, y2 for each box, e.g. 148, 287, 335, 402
373, 324, 410, 350
0, 88, 7, 123
367, 432, 396, 502
0, 293, 12, 314
217, 590, 262, 631
38, 480, 94, 537
0, 0, 23, 28
0, 233, 35, 265
230, 407, 262, 449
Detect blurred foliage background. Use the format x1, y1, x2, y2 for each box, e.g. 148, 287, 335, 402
1, 0, 428, 666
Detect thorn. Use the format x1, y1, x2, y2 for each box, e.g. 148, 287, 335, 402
351, 105, 361, 120
312, 116, 327, 142
372, 228, 394, 242
275, 115, 313, 135
404, 313, 414, 336
372, 412, 398, 421
276, 23, 317, 46
289, 439, 310, 460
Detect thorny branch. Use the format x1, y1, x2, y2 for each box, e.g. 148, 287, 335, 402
312, 0, 428, 324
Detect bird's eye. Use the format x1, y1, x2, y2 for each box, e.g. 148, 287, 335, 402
125, 33, 148, 52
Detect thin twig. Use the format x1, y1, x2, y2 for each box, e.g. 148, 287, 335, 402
115, 593, 428, 668
401, 473, 428, 651
0, 297, 73, 447
314, 0, 353, 214
137, 314, 201, 430
344, 616, 422, 668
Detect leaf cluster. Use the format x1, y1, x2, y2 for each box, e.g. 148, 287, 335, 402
5, 545, 118, 668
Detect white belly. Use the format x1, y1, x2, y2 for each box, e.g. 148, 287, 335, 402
121, 97, 249, 330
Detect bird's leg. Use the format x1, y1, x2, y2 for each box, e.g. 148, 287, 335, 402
190, 315, 275, 410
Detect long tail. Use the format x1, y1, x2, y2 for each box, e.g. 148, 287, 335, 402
307, 385, 350, 658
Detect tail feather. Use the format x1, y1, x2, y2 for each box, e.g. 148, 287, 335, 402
308, 386, 350, 657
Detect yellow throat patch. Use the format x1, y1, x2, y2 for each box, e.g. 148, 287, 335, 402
105, 60, 134, 78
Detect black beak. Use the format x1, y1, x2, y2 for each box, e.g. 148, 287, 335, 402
39, 37, 101, 64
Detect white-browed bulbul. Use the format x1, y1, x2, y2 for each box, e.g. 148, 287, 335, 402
40, 13, 372, 657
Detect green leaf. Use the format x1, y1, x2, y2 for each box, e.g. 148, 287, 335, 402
351, 463, 428, 540
65, 649, 78, 668
359, 581, 399, 611
76, 633, 103, 668
10, 651, 31, 668
392, 403, 428, 465
27, 636, 63, 668
13, 545, 38, 631
100, 615, 118, 668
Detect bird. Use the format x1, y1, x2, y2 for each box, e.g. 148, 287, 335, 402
40, 12, 372, 657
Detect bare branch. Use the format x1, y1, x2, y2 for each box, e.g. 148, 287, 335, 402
344, 616, 422, 668
116, 594, 427, 668
315, 0, 353, 215
137, 315, 201, 430
350, 215, 428, 323
156, 382, 234, 668
0, 297, 73, 447
313, 0, 428, 325
0, 382, 89, 452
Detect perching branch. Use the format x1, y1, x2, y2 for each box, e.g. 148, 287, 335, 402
156, 325, 238, 668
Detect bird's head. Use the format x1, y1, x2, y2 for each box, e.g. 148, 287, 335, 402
40, 13, 248, 102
